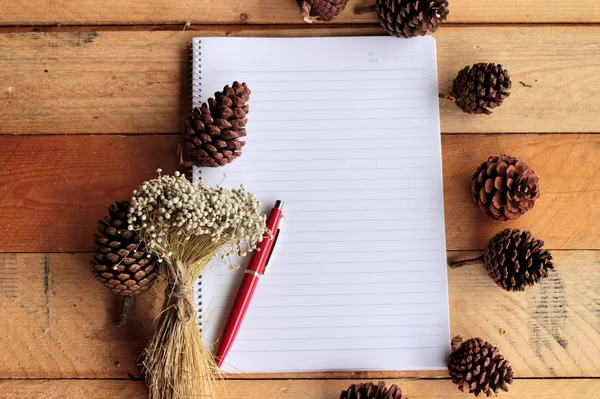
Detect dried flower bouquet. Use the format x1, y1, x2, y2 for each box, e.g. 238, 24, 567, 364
129, 170, 267, 399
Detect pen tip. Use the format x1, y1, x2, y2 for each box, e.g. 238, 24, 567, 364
275, 200, 283, 210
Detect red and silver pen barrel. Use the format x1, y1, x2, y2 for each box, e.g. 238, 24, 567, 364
215, 200, 284, 368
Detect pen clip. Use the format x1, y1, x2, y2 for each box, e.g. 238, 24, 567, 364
262, 221, 282, 274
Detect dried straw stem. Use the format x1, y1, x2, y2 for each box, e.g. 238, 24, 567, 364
142, 234, 228, 399
449, 256, 484, 269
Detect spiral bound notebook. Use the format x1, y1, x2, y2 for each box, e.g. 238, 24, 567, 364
191, 37, 450, 373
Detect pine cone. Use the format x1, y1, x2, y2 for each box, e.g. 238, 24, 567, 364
91, 201, 158, 296
471, 154, 540, 220
298, 0, 349, 22
449, 336, 513, 397
340, 381, 407, 399
375, 0, 449, 38
453, 63, 511, 115
485, 228, 554, 292
183, 82, 250, 167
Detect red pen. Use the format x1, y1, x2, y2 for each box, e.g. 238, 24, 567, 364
215, 200, 284, 368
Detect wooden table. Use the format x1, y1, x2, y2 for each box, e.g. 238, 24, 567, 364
0, 1, 599, 398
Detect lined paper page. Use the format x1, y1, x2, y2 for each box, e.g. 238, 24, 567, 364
193, 37, 450, 373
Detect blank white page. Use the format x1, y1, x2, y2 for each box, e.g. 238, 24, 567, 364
192, 37, 450, 373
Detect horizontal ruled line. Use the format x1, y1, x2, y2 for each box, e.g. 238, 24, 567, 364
252, 117, 432, 122
210, 270, 441, 280
276, 249, 441, 255
222, 280, 440, 288
283, 208, 436, 214
231, 346, 445, 353
246, 136, 432, 141
251, 187, 434, 193
252, 128, 430, 132
243, 147, 431, 153
287, 217, 436, 223
250, 290, 442, 299
256, 88, 427, 93
223, 178, 433, 183
213, 68, 428, 73
252, 97, 429, 103
243, 312, 443, 320
249, 78, 428, 83
221, 168, 434, 173
278, 239, 438, 246
273, 228, 438, 233
240, 156, 433, 162
231, 322, 444, 331
229, 300, 443, 308
267, 197, 436, 203
270, 259, 438, 265
235, 334, 445, 342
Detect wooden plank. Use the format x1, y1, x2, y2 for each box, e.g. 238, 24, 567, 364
0, 135, 180, 253
0, 251, 597, 379
441, 134, 600, 251
1, 379, 600, 399
0, 253, 163, 379
0, 379, 599, 399
449, 250, 600, 378
0, 134, 599, 253
0, 0, 599, 25
0, 27, 599, 134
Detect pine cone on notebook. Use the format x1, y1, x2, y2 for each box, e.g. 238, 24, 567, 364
452, 63, 511, 115
298, 0, 350, 22
484, 228, 554, 292
449, 336, 513, 397
340, 381, 407, 399
471, 154, 540, 220
376, 0, 449, 38
91, 200, 158, 296
183, 82, 250, 167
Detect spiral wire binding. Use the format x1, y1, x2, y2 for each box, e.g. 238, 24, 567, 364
191, 39, 203, 331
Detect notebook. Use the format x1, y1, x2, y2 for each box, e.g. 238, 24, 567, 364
191, 37, 450, 373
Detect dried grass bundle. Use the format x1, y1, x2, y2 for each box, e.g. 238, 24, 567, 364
128, 170, 267, 399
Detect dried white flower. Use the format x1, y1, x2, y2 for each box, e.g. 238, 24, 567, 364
128, 172, 267, 260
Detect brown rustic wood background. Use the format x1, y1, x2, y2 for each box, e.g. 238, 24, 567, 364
0, 1, 599, 397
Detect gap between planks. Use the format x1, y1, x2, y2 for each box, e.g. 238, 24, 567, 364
0, 23, 600, 34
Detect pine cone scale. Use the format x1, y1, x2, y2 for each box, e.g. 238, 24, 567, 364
183, 82, 250, 168
298, 0, 349, 22
91, 201, 159, 296
340, 381, 406, 399
453, 63, 511, 114
376, 0, 448, 38
449, 337, 513, 397
471, 155, 540, 220
484, 228, 554, 291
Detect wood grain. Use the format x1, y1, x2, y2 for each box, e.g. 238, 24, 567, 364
442, 134, 600, 251
0, 135, 180, 253
1, 379, 599, 399
0, 27, 599, 134
449, 250, 600, 378
0, 251, 597, 379
0, 0, 599, 25
0, 134, 598, 253
0, 253, 162, 379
